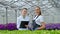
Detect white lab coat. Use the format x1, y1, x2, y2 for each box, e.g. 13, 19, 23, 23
17, 15, 30, 30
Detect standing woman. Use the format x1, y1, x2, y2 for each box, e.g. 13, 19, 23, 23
32, 6, 46, 30
17, 8, 30, 30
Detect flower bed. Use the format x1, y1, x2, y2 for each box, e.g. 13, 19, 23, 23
46, 23, 60, 30
6, 23, 17, 30
0, 23, 17, 30
0, 24, 6, 30
0, 23, 60, 30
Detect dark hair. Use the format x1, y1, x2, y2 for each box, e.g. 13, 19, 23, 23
36, 6, 41, 15
22, 8, 27, 10
39, 10, 41, 15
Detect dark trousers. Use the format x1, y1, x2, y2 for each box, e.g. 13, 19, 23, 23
32, 20, 40, 30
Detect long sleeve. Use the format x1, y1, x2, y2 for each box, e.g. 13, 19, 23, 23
28, 17, 32, 27
40, 16, 44, 22
17, 17, 20, 29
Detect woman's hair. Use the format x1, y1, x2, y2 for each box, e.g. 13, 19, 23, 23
36, 6, 42, 15
22, 8, 27, 10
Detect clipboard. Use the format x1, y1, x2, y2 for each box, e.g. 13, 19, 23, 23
20, 21, 29, 28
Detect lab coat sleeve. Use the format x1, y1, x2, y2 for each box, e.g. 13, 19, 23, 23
28, 17, 32, 27
17, 17, 20, 29
40, 16, 44, 22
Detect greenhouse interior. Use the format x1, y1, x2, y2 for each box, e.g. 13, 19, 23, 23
0, 0, 60, 24
0, 0, 60, 34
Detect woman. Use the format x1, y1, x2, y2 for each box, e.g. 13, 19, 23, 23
17, 8, 30, 30
30, 6, 45, 30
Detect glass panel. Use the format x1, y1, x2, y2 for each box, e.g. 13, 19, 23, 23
0, 7, 6, 24
7, 8, 16, 23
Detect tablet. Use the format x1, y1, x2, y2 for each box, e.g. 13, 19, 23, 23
20, 21, 29, 28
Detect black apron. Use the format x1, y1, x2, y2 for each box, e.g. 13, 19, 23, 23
32, 16, 41, 30
32, 20, 40, 30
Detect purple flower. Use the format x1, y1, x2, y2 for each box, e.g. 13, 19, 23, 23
56, 23, 60, 29
6, 23, 17, 30
46, 23, 60, 30
46, 23, 53, 30
0, 23, 60, 30
0, 24, 6, 30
